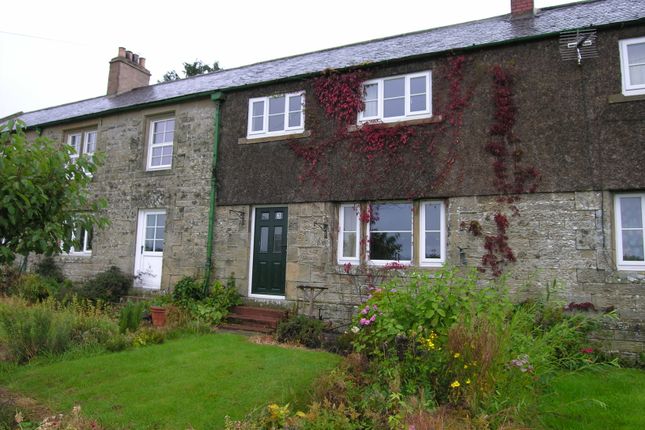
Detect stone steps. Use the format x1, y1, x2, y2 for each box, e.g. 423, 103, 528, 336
222, 305, 288, 334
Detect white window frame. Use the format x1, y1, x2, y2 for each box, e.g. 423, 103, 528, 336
614, 193, 645, 271
337, 204, 360, 264
147, 117, 175, 171
366, 202, 413, 266
419, 201, 446, 267
619, 37, 645, 96
358, 71, 432, 124
247, 91, 305, 139
68, 226, 93, 255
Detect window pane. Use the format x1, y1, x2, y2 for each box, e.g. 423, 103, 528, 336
156, 227, 164, 240
364, 83, 378, 101
252, 100, 264, 116
259, 227, 269, 253
153, 133, 163, 144
343, 232, 356, 258
252, 116, 264, 131
145, 239, 154, 252
364, 100, 378, 117
273, 227, 283, 253
424, 203, 441, 230
620, 197, 643, 228
410, 94, 426, 112
261, 212, 269, 221
384, 78, 404, 98
622, 230, 644, 261
370, 204, 412, 231
629, 64, 645, 86
85, 228, 93, 251
165, 131, 174, 142
425, 232, 441, 259
146, 226, 156, 240
153, 121, 165, 134
154, 238, 164, 252
165, 119, 175, 131
343, 207, 357, 231
288, 112, 301, 127
627, 42, 645, 65
275, 212, 283, 220
85, 131, 97, 154
410, 76, 427, 94
288, 95, 302, 112
161, 146, 172, 156
269, 96, 285, 114
370, 232, 411, 261
384, 98, 405, 117
268, 114, 285, 132
151, 157, 161, 166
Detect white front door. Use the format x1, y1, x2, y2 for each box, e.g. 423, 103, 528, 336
134, 209, 166, 289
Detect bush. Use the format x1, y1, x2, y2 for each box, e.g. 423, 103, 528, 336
13, 273, 53, 303
276, 315, 324, 348
0, 302, 73, 363
119, 301, 145, 334
105, 333, 132, 352
131, 326, 165, 347
172, 276, 206, 307
34, 256, 65, 283
0, 264, 21, 296
81, 266, 131, 302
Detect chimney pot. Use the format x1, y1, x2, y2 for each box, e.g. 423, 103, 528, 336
118, 47, 126, 57
139, 57, 146, 68
125, 50, 133, 61
133, 53, 139, 63
511, 0, 534, 17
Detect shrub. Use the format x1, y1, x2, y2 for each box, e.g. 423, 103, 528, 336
81, 266, 131, 302
13, 273, 53, 303
105, 333, 132, 352
131, 326, 165, 347
0, 264, 21, 296
119, 301, 145, 334
0, 302, 72, 363
172, 276, 205, 307
276, 315, 324, 348
34, 256, 65, 283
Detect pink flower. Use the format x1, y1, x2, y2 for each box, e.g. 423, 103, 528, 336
580, 347, 594, 354
370, 315, 376, 322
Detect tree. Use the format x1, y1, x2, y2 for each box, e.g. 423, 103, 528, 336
0, 120, 108, 266
160, 60, 220, 82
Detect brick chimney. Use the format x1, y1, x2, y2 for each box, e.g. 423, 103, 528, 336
107, 47, 151, 96
511, 0, 534, 18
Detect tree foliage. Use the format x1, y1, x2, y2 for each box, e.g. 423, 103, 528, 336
160, 60, 220, 82
0, 120, 108, 265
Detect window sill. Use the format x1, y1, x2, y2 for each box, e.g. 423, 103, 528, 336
348, 115, 443, 132
239, 130, 311, 145
607, 93, 645, 104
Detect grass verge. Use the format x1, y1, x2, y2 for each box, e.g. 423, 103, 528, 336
539, 368, 645, 430
0, 333, 340, 429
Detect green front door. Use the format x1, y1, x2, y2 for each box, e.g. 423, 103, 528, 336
251, 207, 288, 296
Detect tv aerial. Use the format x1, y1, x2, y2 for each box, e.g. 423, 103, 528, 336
559, 29, 598, 65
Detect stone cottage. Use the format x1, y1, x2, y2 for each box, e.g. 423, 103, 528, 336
8, 0, 645, 354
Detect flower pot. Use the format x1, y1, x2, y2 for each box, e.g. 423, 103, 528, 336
150, 306, 167, 327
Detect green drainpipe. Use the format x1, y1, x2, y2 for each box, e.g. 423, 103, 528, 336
204, 91, 226, 291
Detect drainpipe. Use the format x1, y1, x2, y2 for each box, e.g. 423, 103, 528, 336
204, 91, 226, 291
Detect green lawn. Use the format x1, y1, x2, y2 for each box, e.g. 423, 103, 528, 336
0, 333, 340, 430
539, 368, 645, 430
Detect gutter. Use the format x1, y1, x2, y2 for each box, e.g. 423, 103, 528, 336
204, 91, 226, 290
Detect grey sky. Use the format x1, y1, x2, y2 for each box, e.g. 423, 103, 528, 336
0, 0, 582, 119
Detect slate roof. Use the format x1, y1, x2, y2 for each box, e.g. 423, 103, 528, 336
16, 0, 645, 128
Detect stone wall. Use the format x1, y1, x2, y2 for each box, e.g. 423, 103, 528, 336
36, 98, 216, 289
214, 192, 643, 355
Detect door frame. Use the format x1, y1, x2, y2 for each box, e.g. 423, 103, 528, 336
134, 209, 166, 290
247, 206, 287, 300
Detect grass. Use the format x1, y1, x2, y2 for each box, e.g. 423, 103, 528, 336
0, 333, 340, 430
539, 368, 645, 430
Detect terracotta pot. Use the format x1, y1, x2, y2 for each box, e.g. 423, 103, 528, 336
150, 306, 167, 327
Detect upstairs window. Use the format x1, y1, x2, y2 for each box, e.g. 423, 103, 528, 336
615, 193, 645, 270
619, 37, 645, 96
67, 130, 96, 162
358, 71, 432, 123
247, 92, 305, 139
147, 118, 174, 170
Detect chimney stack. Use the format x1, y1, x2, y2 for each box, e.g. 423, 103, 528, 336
107, 46, 151, 96
511, 0, 534, 18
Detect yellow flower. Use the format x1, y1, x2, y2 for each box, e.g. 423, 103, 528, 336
464, 364, 468, 369
453, 352, 461, 358
466, 378, 471, 385
296, 411, 306, 418
450, 380, 460, 388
